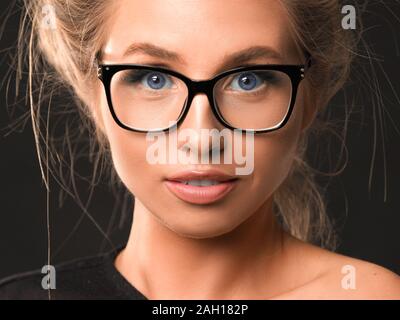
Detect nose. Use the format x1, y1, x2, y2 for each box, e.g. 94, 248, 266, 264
177, 93, 227, 162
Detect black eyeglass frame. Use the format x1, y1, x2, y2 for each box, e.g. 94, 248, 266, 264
97, 55, 312, 134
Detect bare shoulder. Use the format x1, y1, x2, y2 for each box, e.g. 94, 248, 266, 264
324, 251, 400, 299
278, 236, 400, 300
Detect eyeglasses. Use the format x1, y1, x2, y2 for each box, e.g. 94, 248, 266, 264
97, 56, 312, 134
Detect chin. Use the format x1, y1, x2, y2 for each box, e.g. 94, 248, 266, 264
160, 211, 247, 240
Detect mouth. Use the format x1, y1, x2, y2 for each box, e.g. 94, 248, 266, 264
164, 170, 239, 205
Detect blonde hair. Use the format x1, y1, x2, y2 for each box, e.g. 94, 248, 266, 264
7, 0, 364, 251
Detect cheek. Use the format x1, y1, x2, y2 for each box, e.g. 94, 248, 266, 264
99, 95, 156, 195
252, 134, 297, 192
111, 132, 150, 193
252, 95, 304, 195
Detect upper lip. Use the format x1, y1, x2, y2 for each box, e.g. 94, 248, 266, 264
165, 169, 238, 182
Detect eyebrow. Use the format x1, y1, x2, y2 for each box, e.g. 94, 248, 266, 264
121, 42, 282, 71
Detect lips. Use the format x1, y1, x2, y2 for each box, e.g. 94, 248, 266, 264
164, 169, 239, 205
166, 169, 237, 183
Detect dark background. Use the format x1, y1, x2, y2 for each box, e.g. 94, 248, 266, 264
1, 1, 399, 280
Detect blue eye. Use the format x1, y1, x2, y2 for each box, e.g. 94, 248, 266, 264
233, 72, 259, 91
124, 70, 174, 90
228, 71, 277, 92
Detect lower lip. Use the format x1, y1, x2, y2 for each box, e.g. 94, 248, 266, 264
164, 179, 238, 205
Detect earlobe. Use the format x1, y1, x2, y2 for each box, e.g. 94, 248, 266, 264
90, 104, 110, 146
85, 86, 108, 137
94, 111, 107, 135
300, 84, 319, 132
92, 105, 107, 137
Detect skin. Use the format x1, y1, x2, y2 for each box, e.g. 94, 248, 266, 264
90, 0, 400, 299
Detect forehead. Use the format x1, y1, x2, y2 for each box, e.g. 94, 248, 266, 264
102, 0, 301, 68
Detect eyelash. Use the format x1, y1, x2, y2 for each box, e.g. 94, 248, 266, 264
120, 69, 280, 95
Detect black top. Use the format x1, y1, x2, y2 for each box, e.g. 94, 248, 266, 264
0, 246, 148, 300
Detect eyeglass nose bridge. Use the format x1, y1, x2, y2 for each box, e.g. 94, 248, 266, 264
186, 78, 215, 100
178, 78, 230, 130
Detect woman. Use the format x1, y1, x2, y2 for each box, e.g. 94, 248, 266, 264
0, 0, 399, 299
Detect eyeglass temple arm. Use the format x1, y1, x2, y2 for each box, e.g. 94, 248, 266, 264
94, 51, 103, 78
304, 51, 313, 74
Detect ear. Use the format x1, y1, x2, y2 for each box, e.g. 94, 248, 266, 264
300, 82, 319, 132
85, 84, 108, 138
91, 105, 107, 136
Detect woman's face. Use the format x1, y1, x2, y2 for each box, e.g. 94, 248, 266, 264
95, 0, 312, 238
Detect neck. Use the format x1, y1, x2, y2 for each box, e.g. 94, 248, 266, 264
115, 197, 286, 299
